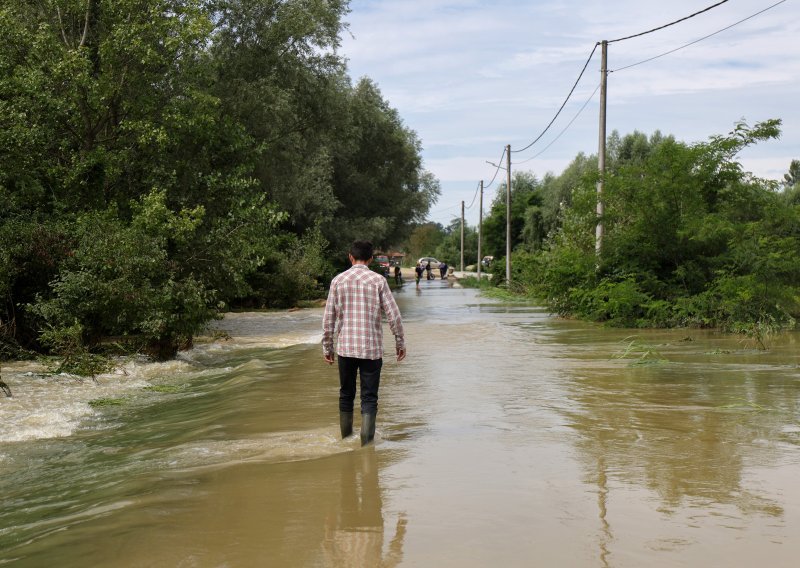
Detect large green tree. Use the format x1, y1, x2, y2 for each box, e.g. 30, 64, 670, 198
481, 171, 543, 260
1, 0, 245, 356
0, 0, 438, 360
326, 78, 439, 255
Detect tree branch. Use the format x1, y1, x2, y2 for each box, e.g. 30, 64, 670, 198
55, 7, 71, 48
79, 0, 92, 48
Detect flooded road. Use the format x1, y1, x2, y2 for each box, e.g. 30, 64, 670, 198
2, 280, 800, 567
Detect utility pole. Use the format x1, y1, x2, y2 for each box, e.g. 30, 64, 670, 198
477, 180, 484, 280
596, 40, 608, 257
505, 144, 512, 283
460, 200, 465, 272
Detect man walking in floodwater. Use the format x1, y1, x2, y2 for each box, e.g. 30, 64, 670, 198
322, 240, 406, 446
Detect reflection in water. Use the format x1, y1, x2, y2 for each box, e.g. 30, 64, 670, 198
596, 454, 611, 568
556, 330, 799, 564
319, 448, 406, 567
566, 365, 787, 516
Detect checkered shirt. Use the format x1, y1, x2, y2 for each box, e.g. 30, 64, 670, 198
322, 264, 405, 360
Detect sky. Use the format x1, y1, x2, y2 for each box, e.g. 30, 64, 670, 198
338, 0, 800, 227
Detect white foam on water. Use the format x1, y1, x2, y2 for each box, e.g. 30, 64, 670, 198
196, 309, 324, 352
0, 309, 325, 444
0, 365, 151, 443
158, 427, 366, 473
191, 331, 322, 357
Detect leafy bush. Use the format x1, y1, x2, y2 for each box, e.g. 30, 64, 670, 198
239, 227, 332, 309
39, 323, 115, 376
584, 278, 651, 327
31, 191, 215, 359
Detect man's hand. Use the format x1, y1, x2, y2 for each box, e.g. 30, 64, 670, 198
324, 352, 335, 365
396, 346, 406, 362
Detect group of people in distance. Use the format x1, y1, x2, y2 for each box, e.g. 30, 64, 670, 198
391, 260, 449, 287
414, 260, 448, 286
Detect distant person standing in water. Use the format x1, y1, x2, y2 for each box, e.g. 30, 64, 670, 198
414, 263, 423, 287
322, 241, 406, 446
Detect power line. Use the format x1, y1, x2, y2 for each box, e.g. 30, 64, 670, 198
509, 1, 733, 157
428, 203, 461, 216
513, 82, 601, 166
510, 43, 599, 154
465, 180, 481, 210
438, 0, 786, 225
607, 0, 730, 43
611, 0, 788, 73
483, 146, 508, 190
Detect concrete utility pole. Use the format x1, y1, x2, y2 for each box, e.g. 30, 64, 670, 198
596, 40, 608, 257
505, 144, 512, 283
460, 200, 465, 272
477, 180, 484, 280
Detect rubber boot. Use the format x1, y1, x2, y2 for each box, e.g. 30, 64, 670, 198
340, 411, 353, 439
360, 412, 376, 446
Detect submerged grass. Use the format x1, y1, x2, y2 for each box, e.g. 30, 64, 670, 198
613, 336, 669, 366
88, 397, 125, 408
718, 399, 774, 412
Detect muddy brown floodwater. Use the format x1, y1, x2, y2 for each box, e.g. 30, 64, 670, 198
1, 279, 799, 567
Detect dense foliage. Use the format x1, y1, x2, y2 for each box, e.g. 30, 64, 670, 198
0, 0, 438, 360
479, 120, 800, 338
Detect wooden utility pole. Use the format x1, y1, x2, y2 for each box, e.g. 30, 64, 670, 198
596, 40, 608, 257
477, 180, 484, 280
460, 200, 465, 272
505, 144, 512, 283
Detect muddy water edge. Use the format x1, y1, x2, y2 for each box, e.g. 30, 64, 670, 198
1, 281, 799, 567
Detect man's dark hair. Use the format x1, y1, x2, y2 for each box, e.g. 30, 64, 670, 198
350, 240, 374, 261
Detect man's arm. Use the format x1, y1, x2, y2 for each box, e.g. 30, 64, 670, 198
380, 280, 406, 361
322, 285, 337, 364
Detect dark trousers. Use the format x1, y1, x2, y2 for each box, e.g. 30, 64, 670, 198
338, 356, 382, 415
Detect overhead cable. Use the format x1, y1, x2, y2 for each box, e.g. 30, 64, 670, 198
513, 82, 601, 166
607, 0, 730, 43
428, 203, 461, 216
510, 43, 599, 154
612, 0, 788, 72
483, 147, 508, 190
465, 180, 482, 210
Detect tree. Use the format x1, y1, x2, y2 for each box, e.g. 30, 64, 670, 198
1, 0, 241, 356
481, 171, 542, 257
536, 153, 595, 240
434, 219, 478, 268
783, 159, 800, 189
782, 159, 800, 206
530, 119, 800, 333
0, 0, 441, 360
406, 223, 445, 264
326, 78, 439, 254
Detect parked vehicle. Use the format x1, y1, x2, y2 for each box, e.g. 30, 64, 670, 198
369, 254, 391, 277
481, 255, 494, 267
417, 257, 441, 269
